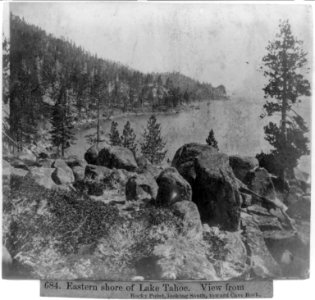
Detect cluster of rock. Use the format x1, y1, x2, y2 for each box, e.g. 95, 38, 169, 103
2, 142, 310, 280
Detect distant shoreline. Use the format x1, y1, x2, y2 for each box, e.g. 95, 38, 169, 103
74, 98, 227, 132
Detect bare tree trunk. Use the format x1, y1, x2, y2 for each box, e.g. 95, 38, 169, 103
96, 97, 100, 149
280, 44, 288, 180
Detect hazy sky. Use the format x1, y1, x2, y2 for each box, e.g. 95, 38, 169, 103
9, 2, 313, 93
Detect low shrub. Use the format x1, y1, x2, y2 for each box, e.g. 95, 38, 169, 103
73, 178, 107, 196
3, 175, 120, 259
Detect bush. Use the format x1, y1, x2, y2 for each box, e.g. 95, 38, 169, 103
3, 175, 195, 280
256, 152, 281, 177
73, 178, 107, 196
3, 175, 120, 258
48, 189, 120, 254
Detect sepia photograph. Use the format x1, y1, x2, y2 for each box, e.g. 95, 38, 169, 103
2, 1, 312, 283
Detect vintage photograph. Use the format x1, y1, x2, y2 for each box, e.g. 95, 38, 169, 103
2, 2, 312, 281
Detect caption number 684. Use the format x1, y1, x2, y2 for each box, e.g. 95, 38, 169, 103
44, 282, 60, 289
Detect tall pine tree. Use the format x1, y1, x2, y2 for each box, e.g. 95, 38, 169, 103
109, 121, 122, 146
206, 129, 219, 150
50, 87, 75, 157
140, 115, 167, 164
259, 20, 311, 179
121, 121, 137, 155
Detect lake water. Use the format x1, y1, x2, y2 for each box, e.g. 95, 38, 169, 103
71, 94, 311, 173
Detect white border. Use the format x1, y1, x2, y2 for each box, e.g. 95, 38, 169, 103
0, 1, 314, 300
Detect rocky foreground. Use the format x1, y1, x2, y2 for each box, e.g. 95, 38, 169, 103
2, 143, 310, 280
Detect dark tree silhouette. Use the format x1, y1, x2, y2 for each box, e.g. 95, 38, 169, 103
260, 20, 311, 179
109, 121, 121, 146
140, 115, 167, 164
121, 121, 137, 155
50, 89, 75, 157
206, 129, 219, 150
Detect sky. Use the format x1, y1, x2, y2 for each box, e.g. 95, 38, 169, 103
7, 2, 313, 94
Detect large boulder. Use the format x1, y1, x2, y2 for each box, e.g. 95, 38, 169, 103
17, 149, 37, 164
52, 159, 70, 170
66, 155, 87, 169
2, 245, 13, 277
52, 167, 75, 185
241, 211, 281, 278
286, 196, 311, 221
229, 155, 258, 182
156, 167, 192, 206
8, 157, 38, 170
30, 143, 50, 159
37, 158, 54, 168
262, 220, 310, 278
85, 164, 112, 181
51, 159, 75, 185
29, 167, 57, 190
2, 160, 11, 178
72, 166, 85, 182
172, 143, 218, 185
173, 201, 203, 239
136, 156, 151, 170
294, 167, 310, 185
105, 168, 134, 189
193, 152, 242, 231
125, 172, 158, 201
84, 145, 99, 165
1, 160, 27, 179
246, 204, 284, 232
98, 146, 138, 171
285, 185, 304, 206
153, 238, 219, 280
244, 167, 278, 203
10, 167, 29, 178
136, 155, 162, 179
203, 225, 248, 280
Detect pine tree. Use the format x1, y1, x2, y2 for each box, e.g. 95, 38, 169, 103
2, 36, 11, 152
50, 88, 75, 157
140, 115, 167, 164
121, 121, 137, 155
206, 129, 219, 150
109, 121, 122, 146
260, 20, 311, 179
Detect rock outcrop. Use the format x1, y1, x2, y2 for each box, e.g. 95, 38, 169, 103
3, 141, 310, 281
85, 164, 112, 181
172, 143, 218, 185
156, 167, 192, 206
84, 145, 99, 165
203, 225, 248, 280
241, 210, 281, 278
125, 172, 158, 201
136, 155, 163, 179
17, 149, 37, 164
66, 156, 87, 169
229, 155, 258, 182
52, 167, 75, 185
3, 160, 29, 178
38, 158, 54, 168
193, 152, 242, 231
72, 166, 85, 181
29, 167, 57, 190
8, 157, 38, 170
98, 146, 138, 171
106, 168, 133, 189
244, 167, 277, 201
51, 159, 75, 185
2, 245, 13, 277
173, 201, 203, 239
172, 144, 242, 231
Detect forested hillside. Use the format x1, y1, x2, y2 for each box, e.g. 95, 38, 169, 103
4, 14, 227, 152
